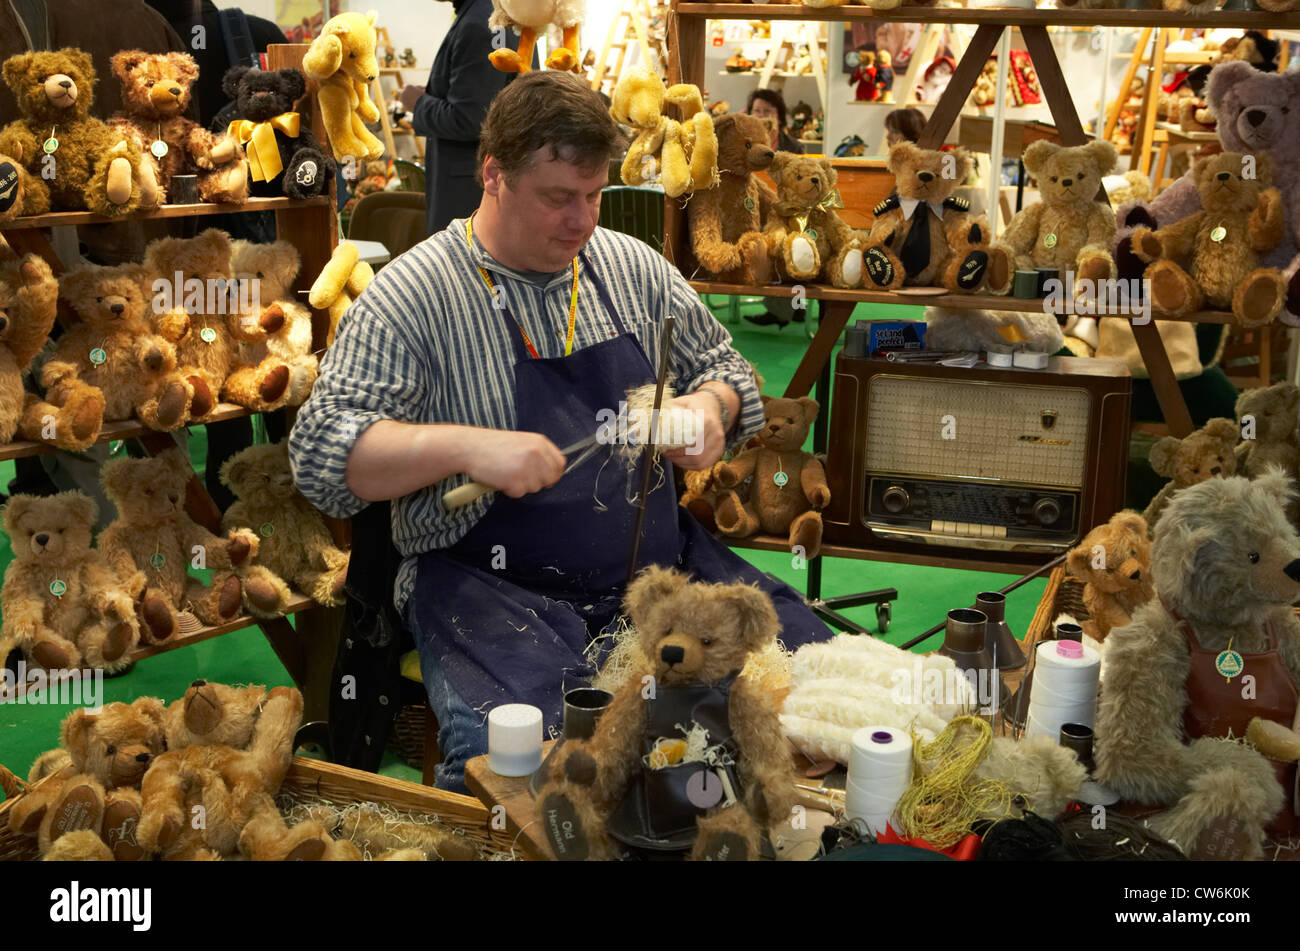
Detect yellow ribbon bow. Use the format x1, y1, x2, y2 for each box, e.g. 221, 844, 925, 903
775, 189, 845, 236
231, 112, 301, 182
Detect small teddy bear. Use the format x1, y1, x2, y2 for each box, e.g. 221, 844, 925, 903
222, 65, 334, 200
0, 251, 60, 444
0, 48, 143, 219
488, 0, 583, 73
0, 491, 145, 672
714, 396, 830, 559
687, 112, 775, 285
98, 449, 261, 636
301, 10, 385, 162
1095, 470, 1300, 859
762, 152, 864, 288
21, 263, 193, 451
220, 440, 350, 613
988, 140, 1119, 298
611, 68, 716, 198
539, 566, 796, 861
7, 698, 167, 861
309, 240, 375, 347
1130, 151, 1288, 327
107, 50, 249, 207
230, 239, 319, 407
1142, 417, 1238, 535
1234, 382, 1300, 486
1065, 510, 1154, 642
861, 142, 995, 293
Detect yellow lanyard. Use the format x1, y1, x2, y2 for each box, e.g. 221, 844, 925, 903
465, 217, 580, 359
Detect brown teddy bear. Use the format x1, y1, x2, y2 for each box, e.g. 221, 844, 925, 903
0, 48, 143, 220
144, 229, 290, 418
1130, 151, 1288, 326
539, 566, 796, 861
0, 251, 60, 444
714, 396, 829, 560
1142, 417, 1238, 535
687, 112, 775, 285
0, 491, 146, 672
98, 449, 262, 636
1235, 382, 1300, 486
988, 140, 1119, 296
1065, 510, 1154, 642
7, 698, 167, 860
20, 263, 194, 451
107, 50, 249, 207
229, 239, 318, 407
1096, 471, 1300, 859
219, 440, 349, 613
762, 151, 864, 288
861, 142, 995, 292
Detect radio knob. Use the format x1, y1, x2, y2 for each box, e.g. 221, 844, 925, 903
1033, 497, 1061, 526
882, 485, 910, 514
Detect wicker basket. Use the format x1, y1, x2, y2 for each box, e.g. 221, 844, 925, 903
390, 703, 430, 770
1024, 563, 1091, 651
0, 756, 520, 861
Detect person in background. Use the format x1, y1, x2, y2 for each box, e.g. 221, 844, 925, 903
746, 87, 802, 155
883, 107, 926, 149
399, 0, 519, 236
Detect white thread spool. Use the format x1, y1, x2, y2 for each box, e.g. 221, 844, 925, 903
846, 727, 913, 834
487, 703, 543, 777
1026, 640, 1100, 739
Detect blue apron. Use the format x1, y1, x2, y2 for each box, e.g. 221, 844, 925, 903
413, 253, 831, 732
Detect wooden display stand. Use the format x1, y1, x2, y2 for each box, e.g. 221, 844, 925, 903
0, 44, 343, 720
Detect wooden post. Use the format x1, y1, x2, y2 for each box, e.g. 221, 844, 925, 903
785, 299, 856, 399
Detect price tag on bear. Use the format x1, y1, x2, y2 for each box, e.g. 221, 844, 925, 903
1210, 226, 1227, 243
151, 140, 169, 159
49, 579, 67, 597
1215, 647, 1243, 681
89, 347, 107, 366
43, 136, 58, 155
260, 522, 275, 537
150, 553, 166, 569
1043, 233, 1058, 249
200, 327, 217, 343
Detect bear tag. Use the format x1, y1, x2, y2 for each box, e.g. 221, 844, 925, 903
1043, 233, 1058, 249
150, 553, 166, 569
260, 522, 275, 537
1210, 226, 1227, 243
200, 327, 217, 343
43, 136, 58, 155
1215, 648, 1244, 681
773, 471, 788, 487
89, 347, 107, 366
151, 140, 169, 159
744, 197, 755, 211
0, 162, 18, 213
49, 579, 66, 597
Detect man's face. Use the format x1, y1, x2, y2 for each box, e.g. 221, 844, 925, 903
483, 146, 605, 272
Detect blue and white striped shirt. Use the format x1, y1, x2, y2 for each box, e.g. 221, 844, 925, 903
288, 220, 765, 613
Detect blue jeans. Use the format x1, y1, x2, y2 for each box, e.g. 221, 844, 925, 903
406, 602, 489, 795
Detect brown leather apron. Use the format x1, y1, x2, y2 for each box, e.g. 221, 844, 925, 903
1172, 608, 1299, 837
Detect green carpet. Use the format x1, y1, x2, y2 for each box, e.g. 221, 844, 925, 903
0, 296, 1045, 790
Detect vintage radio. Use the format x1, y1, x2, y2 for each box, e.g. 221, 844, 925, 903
824, 354, 1131, 562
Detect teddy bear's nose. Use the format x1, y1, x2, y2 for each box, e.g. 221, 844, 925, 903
1246, 109, 1266, 128
1216, 172, 1231, 182
660, 644, 685, 666
168, 87, 181, 97
58, 79, 71, 89
1210, 466, 1221, 475
135, 752, 151, 763
168, 492, 180, 504
1286, 559, 1300, 582
191, 679, 206, 688
0, 314, 8, 333
917, 171, 934, 183
1129, 569, 1141, 580
110, 302, 125, 315
34, 533, 48, 546
810, 177, 820, 186
1062, 178, 1073, 187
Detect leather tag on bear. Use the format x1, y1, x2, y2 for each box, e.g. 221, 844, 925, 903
103, 800, 144, 862
52, 783, 101, 837
1190, 814, 1253, 861
541, 793, 588, 861
0, 162, 19, 214
957, 250, 988, 290
698, 830, 748, 861
863, 248, 895, 287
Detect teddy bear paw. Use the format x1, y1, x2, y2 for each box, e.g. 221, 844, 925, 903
31, 638, 75, 671
692, 827, 751, 862
217, 575, 243, 619
102, 798, 144, 861
104, 156, 134, 208
186, 375, 215, 419
539, 791, 592, 861
1235, 270, 1286, 328
861, 245, 902, 289
48, 781, 104, 843
101, 620, 134, 664
562, 750, 598, 787
259, 304, 286, 334
489, 49, 528, 73
243, 575, 285, 616
138, 594, 175, 643
259, 365, 290, 405
786, 235, 819, 280
839, 247, 863, 287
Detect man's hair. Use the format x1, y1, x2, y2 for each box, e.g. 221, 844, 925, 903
745, 88, 788, 131
477, 72, 624, 185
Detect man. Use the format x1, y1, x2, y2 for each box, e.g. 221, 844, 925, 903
398, 0, 517, 236
289, 72, 831, 792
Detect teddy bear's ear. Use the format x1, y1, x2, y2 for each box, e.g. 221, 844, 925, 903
767, 151, 790, 185
280, 68, 307, 104
819, 159, 837, 189
795, 396, 819, 426
1254, 465, 1297, 511
109, 50, 149, 82
218, 451, 248, 492
625, 565, 688, 622
60, 48, 95, 84
717, 583, 779, 653
61, 709, 97, 760
1253, 152, 1274, 186
1022, 140, 1058, 177
1149, 435, 1182, 476
1205, 59, 1256, 113
98, 457, 128, 499
759, 393, 772, 406
1111, 510, 1148, 537
366, 9, 378, 26
1, 494, 33, 533
1066, 542, 1091, 579
1083, 140, 1118, 176
132, 696, 167, 728
222, 65, 251, 99
166, 52, 199, 87
886, 141, 920, 177
1, 52, 33, 90
62, 491, 98, 529
1205, 417, 1239, 446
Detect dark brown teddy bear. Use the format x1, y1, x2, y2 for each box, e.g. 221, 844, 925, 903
539, 566, 796, 861
687, 112, 775, 285
222, 65, 334, 199
0, 48, 143, 220
108, 50, 249, 207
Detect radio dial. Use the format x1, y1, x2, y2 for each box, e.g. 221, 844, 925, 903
882, 485, 910, 514
1033, 497, 1061, 526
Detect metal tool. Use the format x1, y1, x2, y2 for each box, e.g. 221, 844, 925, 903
626, 315, 676, 584
441, 433, 603, 510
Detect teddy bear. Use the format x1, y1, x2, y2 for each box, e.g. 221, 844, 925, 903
144, 228, 291, 418
713, 396, 829, 560
6, 698, 167, 860
611, 68, 717, 199
687, 112, 775, 285
309, 240, 374, 347
1129, 151, 1287, 327
762, 152, 864, 288
222, 65, 335, 200
1114, 63, 1300, 328
860, 143, 997, 293
0, 251, 60, 444
98, 449, 263, 636
1236, 382, 1300, 481
1065, 510, 1154, 643
0, 491, 147, 673
219, 440, 350, 613
539, 565, 796, 861
230, 239, 319, 407
107, 50, 248, 208
488, 0, 584, 73
20, 263, 194, 452
301, 10, 385, 162
1095, 470, 1300, 859
1141, 417, 1238, 535
136, 680, 322, 860
987, 140, 1119, 298
0, 48, 143, 220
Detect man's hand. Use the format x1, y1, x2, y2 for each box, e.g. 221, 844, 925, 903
398, 84, 425, 114
662, 391, 727, 471
465, 429, 566, 498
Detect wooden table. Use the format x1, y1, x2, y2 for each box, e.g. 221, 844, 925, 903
464, 743, 556, 861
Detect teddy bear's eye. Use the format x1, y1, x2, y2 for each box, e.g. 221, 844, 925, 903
106, 745, 116, 756
257, 272, 263, 279
796, 174, 802, 180
96, 297, 102, 303
1249, 552, 1260, 563
786, 417, 794, 424
146, 81, 154, 88
700, 638, 712, 646
349, 52, 356, 58
1050, 176, 1058, 183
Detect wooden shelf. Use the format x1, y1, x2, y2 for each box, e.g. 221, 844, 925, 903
724, 532, 1057, 576
0, 403, 258, 463
0, 196, 331, 231
689, 280, 1238, 324
680, 3, 1300, 29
